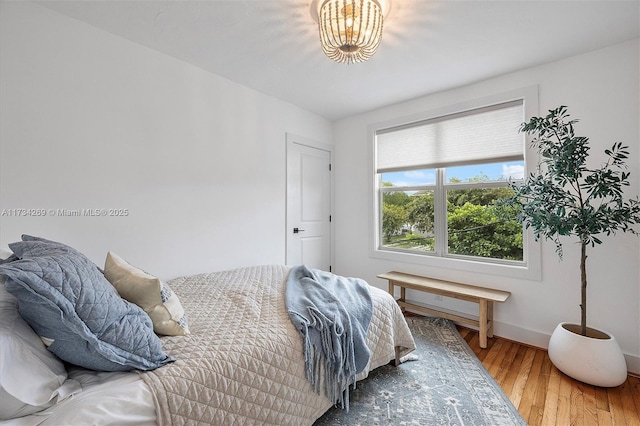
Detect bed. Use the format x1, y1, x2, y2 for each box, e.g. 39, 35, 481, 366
0, 236, 416, 425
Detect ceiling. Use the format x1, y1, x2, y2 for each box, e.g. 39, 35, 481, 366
39, 0, 640, 121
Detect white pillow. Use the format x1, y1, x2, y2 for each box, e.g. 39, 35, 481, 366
0, 247, 12, 260
104, 252, 189, 336
0, 280, 80, 420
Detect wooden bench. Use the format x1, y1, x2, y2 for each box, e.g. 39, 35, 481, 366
377, 271, 511, 349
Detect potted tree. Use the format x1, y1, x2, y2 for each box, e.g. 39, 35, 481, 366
501, 106, 640, 387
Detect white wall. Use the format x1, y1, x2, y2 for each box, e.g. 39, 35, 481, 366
0, 2, 333, 279
333, 39, 640, 372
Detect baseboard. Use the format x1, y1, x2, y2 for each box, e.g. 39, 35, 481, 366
403, 301, 640, 376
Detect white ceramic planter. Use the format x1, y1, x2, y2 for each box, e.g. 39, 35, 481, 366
548, 322, 627, 387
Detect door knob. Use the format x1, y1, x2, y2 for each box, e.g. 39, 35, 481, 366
293, 228, 306, 234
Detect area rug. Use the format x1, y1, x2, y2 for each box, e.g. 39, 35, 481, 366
314, 316, 526, 426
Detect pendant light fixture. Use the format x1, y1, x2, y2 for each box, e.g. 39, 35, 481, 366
311, 0, 389, 64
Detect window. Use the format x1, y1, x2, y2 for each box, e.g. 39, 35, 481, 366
379, 162, 524, 262
371, 90, 540, 279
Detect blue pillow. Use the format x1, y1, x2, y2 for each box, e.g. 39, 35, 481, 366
0, 237, 174, 372
14, 235, 83, 255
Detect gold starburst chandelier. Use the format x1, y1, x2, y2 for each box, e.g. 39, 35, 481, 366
311, 0, 389, 64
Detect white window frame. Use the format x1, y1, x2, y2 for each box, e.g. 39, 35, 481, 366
368, 86, 541, 280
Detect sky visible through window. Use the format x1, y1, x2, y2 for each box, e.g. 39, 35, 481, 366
382, 161, 524, 186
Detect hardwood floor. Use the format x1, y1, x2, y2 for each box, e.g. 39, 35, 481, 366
457, 326, 640, 425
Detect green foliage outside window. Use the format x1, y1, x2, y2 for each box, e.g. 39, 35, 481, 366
382, 203, 407, 243
381, 179, 523, 261
447, 202, 523, 260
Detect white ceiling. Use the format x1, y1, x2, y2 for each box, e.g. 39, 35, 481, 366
39, 0, 640, 121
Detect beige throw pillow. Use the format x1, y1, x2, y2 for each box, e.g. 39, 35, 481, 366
104, 251, 189, 336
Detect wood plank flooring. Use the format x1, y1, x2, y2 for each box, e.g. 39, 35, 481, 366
457, 326, 640, 425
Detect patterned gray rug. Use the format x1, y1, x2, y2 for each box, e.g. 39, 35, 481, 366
314, 316, 526, 426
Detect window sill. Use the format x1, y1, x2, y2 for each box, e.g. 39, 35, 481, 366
370, 246, 541, 281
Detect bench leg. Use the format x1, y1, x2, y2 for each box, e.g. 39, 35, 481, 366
479, 298, 488, 349
399, 287, 406, 312
388, 282, 405, 313
487, 300, 494, 338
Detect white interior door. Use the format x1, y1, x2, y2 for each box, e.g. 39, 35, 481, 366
286, 134, 332, 271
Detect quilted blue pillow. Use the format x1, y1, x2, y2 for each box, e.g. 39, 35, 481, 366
0, 237, 174, 372
12, 235, 84, 257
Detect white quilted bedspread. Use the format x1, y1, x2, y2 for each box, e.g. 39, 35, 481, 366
140, 265, 415, 425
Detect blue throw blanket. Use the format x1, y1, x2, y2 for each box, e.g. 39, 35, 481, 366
286, 265, 373, 411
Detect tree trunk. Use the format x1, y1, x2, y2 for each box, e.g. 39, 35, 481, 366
580, 241, 587, 336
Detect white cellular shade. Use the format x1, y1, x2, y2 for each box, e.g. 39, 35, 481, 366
376, 100, 524, 173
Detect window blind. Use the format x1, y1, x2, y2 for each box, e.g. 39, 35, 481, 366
376, 100, 524, 173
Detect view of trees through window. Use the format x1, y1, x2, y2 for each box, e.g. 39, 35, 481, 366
380, 166, 524, 262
